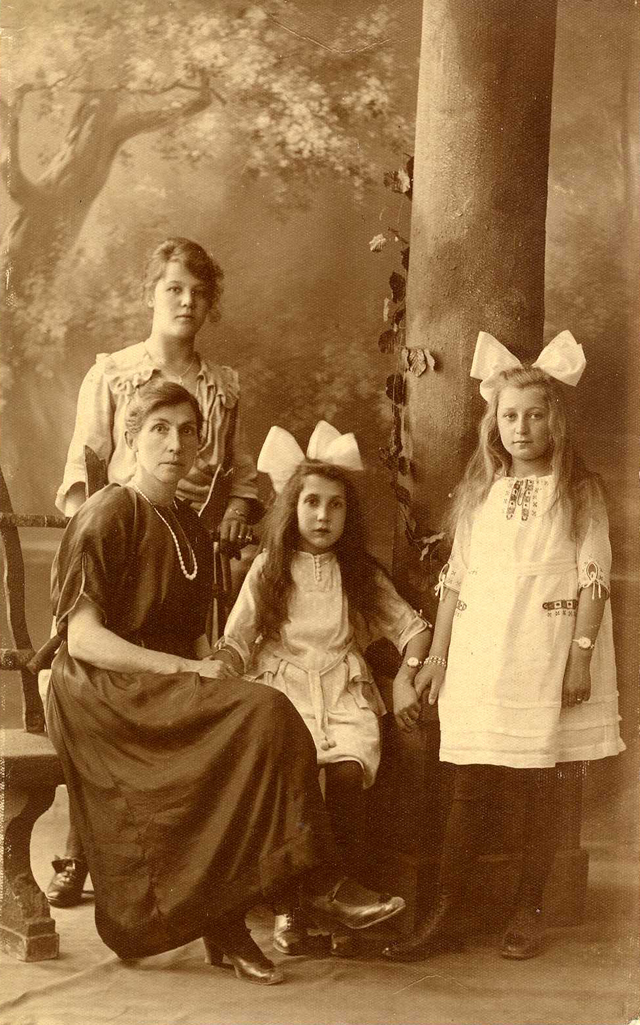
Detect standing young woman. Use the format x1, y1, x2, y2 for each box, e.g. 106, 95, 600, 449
47, 238, 261, 907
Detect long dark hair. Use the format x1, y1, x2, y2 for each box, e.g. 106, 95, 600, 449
449, 365, 603, 539
255, 460, 384, 639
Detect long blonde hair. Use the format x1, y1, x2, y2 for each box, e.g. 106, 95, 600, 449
448, 366, 602, 538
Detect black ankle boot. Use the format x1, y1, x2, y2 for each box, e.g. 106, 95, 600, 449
203, 915, 284, 985
500, 906, 545, 960
382, 892, 463, 962
46, 856, 89, 908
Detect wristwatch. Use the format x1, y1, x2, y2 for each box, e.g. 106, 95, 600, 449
406, 657, 424, 669
572, 636, 595, 651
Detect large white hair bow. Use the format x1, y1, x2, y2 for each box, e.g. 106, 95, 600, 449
257, 421, 363, 493
471, 330, 586, 401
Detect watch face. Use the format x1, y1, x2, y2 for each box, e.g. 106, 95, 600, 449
576, 636, 592, 649
406, 657, 421, 668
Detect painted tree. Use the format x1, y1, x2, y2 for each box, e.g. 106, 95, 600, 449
0, 0, 408, 377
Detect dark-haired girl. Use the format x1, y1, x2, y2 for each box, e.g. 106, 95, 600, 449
218, 422, 432, 956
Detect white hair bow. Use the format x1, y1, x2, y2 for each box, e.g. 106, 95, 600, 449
471, 330, 586, 401
257, 421, 364, 493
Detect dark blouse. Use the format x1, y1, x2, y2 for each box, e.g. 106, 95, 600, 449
52, 484, 214, 659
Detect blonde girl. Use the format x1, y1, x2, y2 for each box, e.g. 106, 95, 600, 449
385, 331, 624, 963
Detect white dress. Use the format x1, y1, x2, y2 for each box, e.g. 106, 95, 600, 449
439, 475, 625, 769
223, 551, 428, 787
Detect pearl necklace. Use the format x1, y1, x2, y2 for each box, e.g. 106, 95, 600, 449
145, 345, 197, 385
132, 482, 198, 580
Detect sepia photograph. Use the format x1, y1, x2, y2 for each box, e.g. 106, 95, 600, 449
0, 2, 638, 1024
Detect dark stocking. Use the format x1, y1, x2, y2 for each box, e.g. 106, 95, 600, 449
323, 760, 366, 883
516, 766, 563, 910
439, 764, 494, 900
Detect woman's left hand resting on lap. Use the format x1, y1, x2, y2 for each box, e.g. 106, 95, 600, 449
67, 598, 238, 679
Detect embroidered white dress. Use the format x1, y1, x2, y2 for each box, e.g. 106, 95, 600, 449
439, 475, 624, 768
223, 551, 428, 787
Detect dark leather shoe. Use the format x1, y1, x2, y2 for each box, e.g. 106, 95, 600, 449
382, 892, 463, 962
303, 877, 405, 932
203, 922, 285, 985
273, 911, 308, 955
500, 907, 544, 960
46, 857, 88, 907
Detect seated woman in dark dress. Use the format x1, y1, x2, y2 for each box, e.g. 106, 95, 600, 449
46, 380, 404, 985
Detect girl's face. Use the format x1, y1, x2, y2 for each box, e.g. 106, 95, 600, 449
497, 385, 552, 476
150, 259, 211, 343
296, 474, 347, 555
127, 402, 200, 498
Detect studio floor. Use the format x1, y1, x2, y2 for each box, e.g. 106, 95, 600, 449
0, 787, 638, 1025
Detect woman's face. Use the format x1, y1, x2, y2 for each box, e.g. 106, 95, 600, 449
497, 385, 552, 476
128, 402, 200, 494
150, 259, 211, 343
296, 474, 347, 555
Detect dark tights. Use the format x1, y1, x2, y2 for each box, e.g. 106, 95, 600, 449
440, 764, 564, 911
324, 760, 366, 882
272, 760, 366, 914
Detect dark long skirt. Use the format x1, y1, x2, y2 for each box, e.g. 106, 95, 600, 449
47, 647, 338, 959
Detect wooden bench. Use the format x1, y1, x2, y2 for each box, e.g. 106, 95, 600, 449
0, 464, 66, 961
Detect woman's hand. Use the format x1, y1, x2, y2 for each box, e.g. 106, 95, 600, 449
393, 673, 421, 732
561, 652, 591, 708
414, 662, 446, 706
191, 656, 240, 680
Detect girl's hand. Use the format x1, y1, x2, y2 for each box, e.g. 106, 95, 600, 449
414, 662, 446, 706
562, 653, 591, 708
393, 674, 421, 731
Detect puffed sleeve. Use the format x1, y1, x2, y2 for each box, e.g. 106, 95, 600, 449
55, 358, 115, 516
436, 517, 470, 599
52, 487, 131, 635
218, 552, 267, 668
576, 489, 612, 598
358, 568, 431, 653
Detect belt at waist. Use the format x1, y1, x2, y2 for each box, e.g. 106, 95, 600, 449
283, 647, 359, 752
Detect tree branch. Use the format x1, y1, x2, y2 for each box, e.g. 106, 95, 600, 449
67, 77, 223, 100
265, 14, 390, 56
110, 71, 216, 144
0, 87, 37, 204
